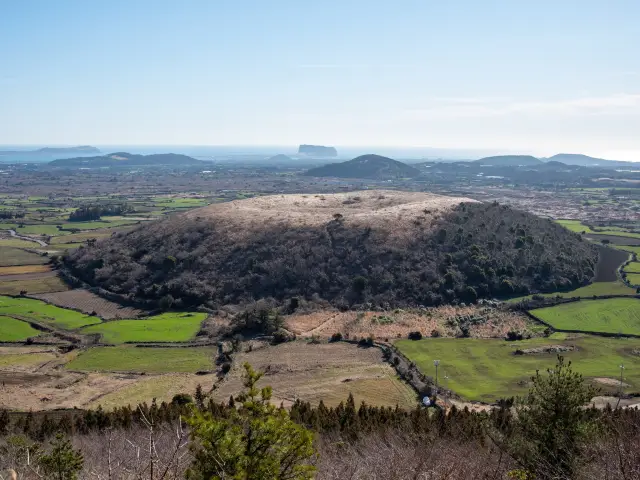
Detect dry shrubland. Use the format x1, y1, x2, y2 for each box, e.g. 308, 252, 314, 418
285, 305, 530, 340
2, 423, 639, 479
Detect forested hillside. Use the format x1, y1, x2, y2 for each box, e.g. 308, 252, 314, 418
64, 194, 598, 310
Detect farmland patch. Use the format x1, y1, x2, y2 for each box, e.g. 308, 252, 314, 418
397, 336, 640, 402
0, 295, 101, 330
0, 265, 51, 276
614, 245, 640, 256
66, 346, 214, 373
33, 289, 144, 319
0, 247, 49, 267
530, 298, 640, 335
624, 262, 640, 273
0, 315, 41, 342
586, 234, 640, 246
212, 341, 416, 408
81, 312, 207, 343
0, 238, 41, 248
594, 245, 630, 282
0, 275, 70, 295
507, 281, 637, 302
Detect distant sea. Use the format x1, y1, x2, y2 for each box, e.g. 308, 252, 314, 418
0, 145, 301, 164
0, 144, 515, 164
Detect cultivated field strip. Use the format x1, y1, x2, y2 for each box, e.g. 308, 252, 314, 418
33, 289, 144, 319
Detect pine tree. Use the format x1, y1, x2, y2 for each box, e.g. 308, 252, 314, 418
38, 433, 84, 480
514, 355, 597, 480
194, 384, 206, 410
186, 363, 316, 480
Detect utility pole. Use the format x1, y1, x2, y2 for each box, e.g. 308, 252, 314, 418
443, 374, 449, 408
619, 364, 625, 396
434, 360, 440, 394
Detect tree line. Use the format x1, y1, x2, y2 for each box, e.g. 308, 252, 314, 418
68, 203, 135, 222
1, 358, 639, 479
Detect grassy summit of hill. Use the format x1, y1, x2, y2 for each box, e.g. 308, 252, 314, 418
305, 154, 420, 179
49, 152, 204, 167
64, 190, 598, 310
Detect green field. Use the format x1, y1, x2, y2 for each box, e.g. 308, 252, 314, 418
507, 281, 637, 303
49, 229, 129, 245
530, 298, 640, 335
0, 315, 41, 341
0, 296, 101, 330
613, 245, 640, 256
151, 197, 209, 208
626, 273, 640, 286
0, 238, 41, 248
396, 336, 640, 402
62, 219, 142, 230
55, 242, 85, 250
556, 220, 640, 239
66, 346, 214, 373
624, 262, 640, 273
590, 231, 640, 240
555, 219, 595, 233
0, 247, 48, 267
81, 312, 207, 343
5, 224, 66, 236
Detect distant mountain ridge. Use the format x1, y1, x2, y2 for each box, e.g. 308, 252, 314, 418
471, 153, 636, 168
298, 145, 338, 157
473, 155, 543, 166
0, 145, 100, 155
544, 153, 633, 167
305, 154, 420, 179
49, 152, 204, 167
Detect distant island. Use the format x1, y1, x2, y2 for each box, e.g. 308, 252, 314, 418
0, 145, 100, 155
49, 152, 205, 167
298, 144, 338, 157
267, 154, 294, 163
305, 154, 420, 179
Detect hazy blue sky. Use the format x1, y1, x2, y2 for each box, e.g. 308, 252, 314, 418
1, 0, 639, 159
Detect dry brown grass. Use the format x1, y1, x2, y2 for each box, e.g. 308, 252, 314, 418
33, 289, 144, 319
181, 190, 476, 242
0, 341, 415, 411
286, 306, 529, 340
212, 341, 416, 409
0, 273, 69, 295
0, 265, 51, 275
0, 345, 215, 410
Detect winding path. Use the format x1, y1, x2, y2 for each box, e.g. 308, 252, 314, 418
7, 229, 48, 247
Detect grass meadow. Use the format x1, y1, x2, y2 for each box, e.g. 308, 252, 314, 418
530, 298, 640, 335
0, 315, 41, 341
0, 295, 100, 329
81, 312, 207, 343
66, 346, 214, 373
397, 335, 640, 402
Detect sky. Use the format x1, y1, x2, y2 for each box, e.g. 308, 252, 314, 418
1, 0, 639, 160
